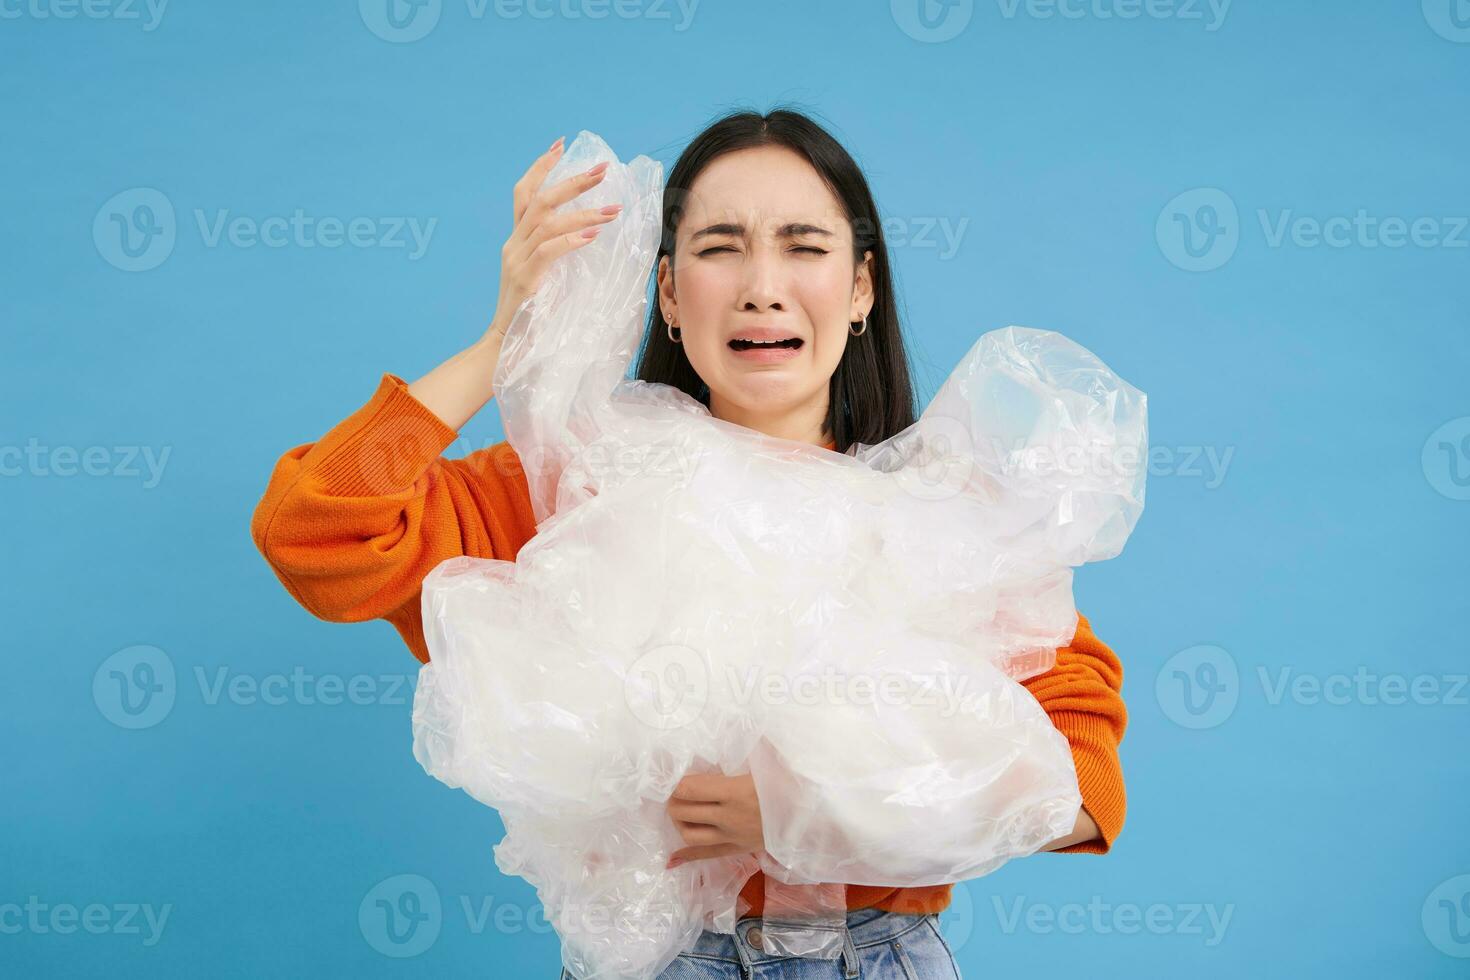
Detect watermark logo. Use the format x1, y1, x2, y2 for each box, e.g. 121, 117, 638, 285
1258, 209, 1469, 250
1424, 874, 1470, 958
996, 0, 1230, 30
1158, 645, 1468, 728
360, 874, 443, 957
0, 897, 172, 946
93, 188, 176, 273
624, 644, 709, 730
1159, 188, 1469, 271
1423, 0, 1470, 43
891, 0, 974, 43
92, 646, 418, 728
193, 665, 416, 708
354, 874, 652, 953
359, 0, 442, 42
93, 645, 176, 729
854, 213, 972, 260
1155, 644, 1238, 729
1157, 188, 1239, 272
93, 188, 438, 271
895, 417, 977, 502
1258, 666, 1468, 708
992, 894, 1234, 946
1422, 416, 1470, 501
0, 439, 171, 487
359, 0, 698, 41
934, 878, 976, 951
727, 664, 975, 717
0, 0, 168, 30
984, 436, 1233, 490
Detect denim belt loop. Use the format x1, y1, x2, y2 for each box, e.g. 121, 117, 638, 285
840, 924, 861, 978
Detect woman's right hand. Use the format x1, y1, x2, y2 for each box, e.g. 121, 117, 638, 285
484, 136, 624, 342
408, 138, 621, 431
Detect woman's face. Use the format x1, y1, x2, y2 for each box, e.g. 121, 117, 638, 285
657, 145, 874, 445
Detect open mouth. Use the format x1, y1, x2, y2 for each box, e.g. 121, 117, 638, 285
728, 338, 803, 351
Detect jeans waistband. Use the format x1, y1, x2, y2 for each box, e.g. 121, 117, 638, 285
679, 908, 938, 976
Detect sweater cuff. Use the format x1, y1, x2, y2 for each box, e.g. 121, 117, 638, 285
1047, 708, 1126, 855
313, 373, 461, 497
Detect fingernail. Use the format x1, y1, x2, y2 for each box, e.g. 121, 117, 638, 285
581, 227, 601, 239
585, 161, 609, 177
599, 204, 623, 215
549, 135, 565, 152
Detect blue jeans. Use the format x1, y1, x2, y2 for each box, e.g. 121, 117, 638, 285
558, 908, 963, 979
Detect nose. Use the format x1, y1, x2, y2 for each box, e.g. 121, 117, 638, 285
737, 246, 787, 314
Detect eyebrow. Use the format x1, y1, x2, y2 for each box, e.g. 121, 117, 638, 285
689, 221, 834, 241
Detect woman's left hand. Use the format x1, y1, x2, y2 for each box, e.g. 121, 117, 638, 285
665, 773, 764, 868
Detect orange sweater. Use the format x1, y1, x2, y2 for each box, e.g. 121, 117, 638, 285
250, 372, 1129, 917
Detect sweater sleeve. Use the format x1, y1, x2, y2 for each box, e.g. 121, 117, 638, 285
249, 372, 539, 663
1022, 612, 1128, 854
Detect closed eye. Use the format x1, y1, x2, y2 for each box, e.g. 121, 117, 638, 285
696, 245, 829, 256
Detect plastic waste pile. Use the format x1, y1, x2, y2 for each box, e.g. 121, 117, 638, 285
411, 131, 1148, 979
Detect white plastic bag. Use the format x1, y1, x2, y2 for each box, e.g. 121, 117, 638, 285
411, 130, 1147, 979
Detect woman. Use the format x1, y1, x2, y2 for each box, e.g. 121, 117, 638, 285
250, 108, 1128, 979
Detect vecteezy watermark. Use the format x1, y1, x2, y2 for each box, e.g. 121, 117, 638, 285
992, 895, 1234, 946
1155, 644, 1239, 729
194, 666, 416, 708
1155, 188, 1239, 272
890, 0, 974, 43
1423, 874, 1470, 958
891, 427, 1232, 505
92, 645, 419, 729
1157, 187, 1470, 271
93, 645, 177, 730
341, 419, 706, 499
93, 188, 438, 272
360, 874, 442, 957
0, 0, 168, 30
358, 0, 700, 42
624, 644, 710, 731
933, 879, 977, 952
1423, 0, 1470, 43
623, 645, 983, 731
0, 898, 172, 946
891, 0, 1229, 43
1422, 416, 1470, 501
1156, 644, 1470, 730
994, 0, 1230, 30
1258, 666, 1469, 708
93, 188, 176, 272
0, 439, 171, 488
725, 664, 976, 717
990, 437, 1235, 490
358, 873, 657, 957
1257, 209, 1470, 251
853, 214, 971, 260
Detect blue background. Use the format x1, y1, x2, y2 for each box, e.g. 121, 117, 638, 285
4, 1, 1468, 976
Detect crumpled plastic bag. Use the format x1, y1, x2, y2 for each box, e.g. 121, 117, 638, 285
410, 130, 1148, 980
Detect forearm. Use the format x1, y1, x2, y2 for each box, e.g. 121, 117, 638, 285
407, 327, 506, 432
1039, 804, 1101, 852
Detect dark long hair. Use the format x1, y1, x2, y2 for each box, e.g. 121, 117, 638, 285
634, 106, 917, 454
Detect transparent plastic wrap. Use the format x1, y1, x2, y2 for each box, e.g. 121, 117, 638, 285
411, 131, 1148, 979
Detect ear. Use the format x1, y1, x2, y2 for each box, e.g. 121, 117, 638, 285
656, 254, 676, 322
853, 249, 875, 320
